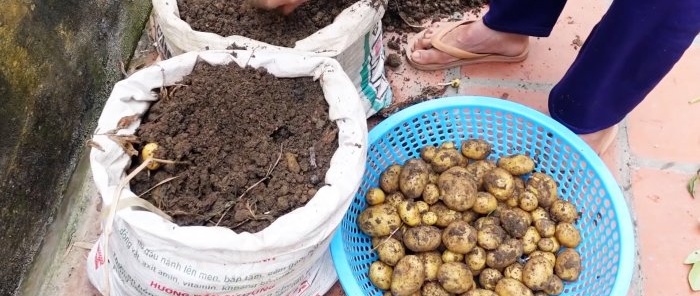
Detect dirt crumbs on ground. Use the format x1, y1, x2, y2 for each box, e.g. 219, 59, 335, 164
377, 85, 446, 117
383, 0, 488, 32
178, 0, 368, 47
130, 63, 337, 233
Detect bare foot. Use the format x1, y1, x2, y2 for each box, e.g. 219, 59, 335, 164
578, 125, 619, 155
411, 19, 529, 65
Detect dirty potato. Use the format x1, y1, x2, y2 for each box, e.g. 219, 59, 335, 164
504, 263, 524, 282
473, 192, 499, 214
419, 251, 442, 281
495, 278, 534, 296
403, 226, 442, 252
369, 261, 393, 290
438, 166, 478, 211
530, 207, 551, 221
497, 154, 536, 176
523, 256, 554, 291
429, 172, 440, 184
555, 222, 581, 248
431, 147, 466, 173
442, 220, 478, 254
474, 216, 501, 230
462, 210, 480, 224
380, 164, 402, 193
537, 237, 560, 253
377, 237, 405, 266
479, 268, 504, 290
421, 146, 439, 162
519, 190, 539, 212
391, 255, 425, 296
543, 275, 564, 295
422, 212, 438, 226
555, 248, 582, 281
464, 289, 499, 296
526, 173, 558, 208
442, 250, 465, 263
422, 184, 440, 205
466, 160, 497, 189
550, 200, 578, 223
522, 226, 542, 254
358, 204, 403, 237
437, 262, 474, 294
399, 159, 431, 199
398, 201, 422, 227
366, 188, 386, 206
534, 218, 556, 238
501, 208, 532, 238
421, 281, 451, 296
461, 139, 492, 160
477, 224, 507, 250
486, 239, 523, 269
483, 168, 516, 200
466, 246, 487, 275
385, 192, 406, 208
430, 202, 463, 227
530, 251, 556, 268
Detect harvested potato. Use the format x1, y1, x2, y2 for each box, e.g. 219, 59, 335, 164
477, 224, 506, 250
473, 192, 498, 214
543, 275, 564, 295
140, 143, 161, 170
522, 226, 541, 254
429, 172, 440, 184
497, 154, 535, 176
537, 237, 560, 253
464, 289, 499, 296
416, 201, 430, 213
503, 263, 524, 282
422, 184, 440, 205
441, 141, 457, 149
462, 210, 480, 223
519, 190, 539, 212
501, 208, 532, 238
366, 188, 386, 206
491, 202, 510, 219
380, 164, 402, 193
466, 246, 487, 275
530, 207, 551, 221
419, 251, 442, 281
421, 281, 451, 296
431, 148, 465, 173
555, 248, 582, 281
358, 204, 403, 237
555, 223, 581, 248
369, 261, 393, 290
399, 159, 431, 199
550, 200, 578, 223
533, 218, 556, 238
526, 173, 558, 208
506, 194, 519, 208
422, 212, 438, 226
466, 160, 497, 189
421, 146, 439, 162
461, 139, 492, 160
403, 226, 442, 252
430, 202, 463, 227
437, 262, 474, 294
442, 250, 465, 263
438, 166, 478, 211
377, 237, 405, 266
398, 201, 422, 226
391, 255, 425, 296
522, 256, 553, 290
483, 168, 516, 200
486, 239, 523, 269
442, 221, 478, 254
529, 251, 556, 268
474, 216, 500, 230
385, 192, 406, 208
479, 268, 503, 290
534, 292, 548, 296
495, 278, 533, 296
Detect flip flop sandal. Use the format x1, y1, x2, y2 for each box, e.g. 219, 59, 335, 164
406, 20, 529, 71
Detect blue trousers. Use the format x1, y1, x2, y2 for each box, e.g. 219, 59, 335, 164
483, 0, 700, 133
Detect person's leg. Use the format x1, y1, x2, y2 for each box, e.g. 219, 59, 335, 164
549, 0, 700, 139
410, 0, 567, 65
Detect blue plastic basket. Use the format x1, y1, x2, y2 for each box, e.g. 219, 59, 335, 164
330, 96, 634, 296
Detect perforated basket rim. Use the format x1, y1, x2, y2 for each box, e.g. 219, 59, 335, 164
330, 96, 635, 296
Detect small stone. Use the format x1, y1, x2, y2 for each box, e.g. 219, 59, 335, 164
385, 53, 402, 68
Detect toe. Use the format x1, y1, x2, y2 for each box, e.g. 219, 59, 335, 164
411, 48, 457, 65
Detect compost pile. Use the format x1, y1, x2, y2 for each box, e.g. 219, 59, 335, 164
383, 0, 489, 32
130, 62, 337, 233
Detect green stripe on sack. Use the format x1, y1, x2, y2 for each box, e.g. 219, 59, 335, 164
360, 33, 384, 112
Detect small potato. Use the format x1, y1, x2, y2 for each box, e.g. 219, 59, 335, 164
416, 201, 430, 213
522, 256, 554, 291
506, 194, 519, 208
497, 154, 535, 176
522, 226, 542, 254
462, 210, 480, 224
530, 207, 551, 221
466, 160, 497, 189
442, 250, 465, 263
422, 212, 438, 226
422, 184, 440, 205
555, 248, 582, 281
438, 166, 478, 211
365, 188, 386, 206
440, 141, 457, 150
461, 139, 492, 160
537, 237, 560, 253
443, 220, 478, 254
419, 251, 443, 281
503, 263, 524, 282
501, 208, 532, 238
398, 201, 422, 226
399, 159, 431, 199
473, 192, 498, 214
421, 146, 439, 162
430, 202, 464, 227
464, 289, 498, 296
483, 168, 516, 200
543, 275, 564, 295
486, 239, 523, 269
358, 204, 403, 237
369, 261, 393, 290
534, 219, 556, 238
495, 278, 534, 296
477, 224, 506, 250
550, 200, 579, 223
391, 255, 425, 296
555, 223, 581, 248
431, 148, 465, 173
141, 143, 161, 170
403, 226, 442, 252
377, 237, 405, 266
474, 216, 501, 230
519, 190, 539, 212
526, 173, 558, 208
380, 164, 402, 193
385, 192, 406, 208
437, 262, 474, 294
421, 281, 451, 296
466, 246, 487, 275
529, 251, 556, 268
479, 268, 503, 290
